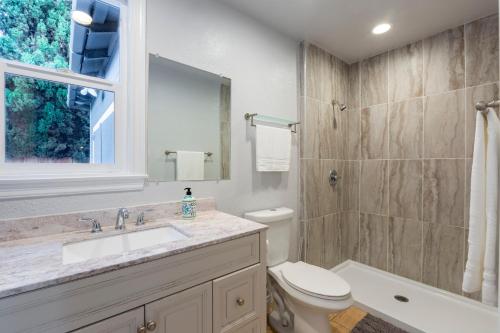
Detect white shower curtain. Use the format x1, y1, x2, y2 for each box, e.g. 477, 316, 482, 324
463, 109, 500, 307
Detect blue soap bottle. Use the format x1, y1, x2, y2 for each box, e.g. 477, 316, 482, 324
181, 187, 197, 219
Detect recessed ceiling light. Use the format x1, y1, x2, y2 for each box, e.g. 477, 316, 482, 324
372, 23, 391, 35
71, 10, 92, 26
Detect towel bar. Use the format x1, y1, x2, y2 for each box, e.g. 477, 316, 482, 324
165, 150, 213, 157
475, 100, 500, 113
244, 113, 300, 133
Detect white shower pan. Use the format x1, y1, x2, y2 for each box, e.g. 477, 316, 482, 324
333, 261, 499, 333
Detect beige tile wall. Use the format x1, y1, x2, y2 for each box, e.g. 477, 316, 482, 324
300, 14, 499, 299
300, 43, 350, 269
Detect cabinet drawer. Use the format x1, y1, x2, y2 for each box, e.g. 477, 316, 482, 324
213, 264, 262, 333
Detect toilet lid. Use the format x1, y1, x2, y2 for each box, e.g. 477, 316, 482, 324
281, 261, 351, 300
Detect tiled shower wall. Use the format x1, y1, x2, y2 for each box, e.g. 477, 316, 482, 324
300, 14, 499, 298
299, 43, 353, 268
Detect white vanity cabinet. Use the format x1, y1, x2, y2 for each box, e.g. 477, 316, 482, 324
1, 232, 267, 333
72, 308, 145, 333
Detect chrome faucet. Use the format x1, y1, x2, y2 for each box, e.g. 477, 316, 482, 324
79, 217, 102, 233
115, 208, 129, 230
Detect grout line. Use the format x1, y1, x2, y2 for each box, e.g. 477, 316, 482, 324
386, 49, 390, 271
462, 22, 467, 296
343, 157, 470, 161
421, 39, 426, 283
297, 42, 309, 262
358, 60, 362, 262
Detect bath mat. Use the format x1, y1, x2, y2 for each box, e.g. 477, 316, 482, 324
330, 307, 408, 333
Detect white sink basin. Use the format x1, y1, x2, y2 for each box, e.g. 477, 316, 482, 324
63, 226, 188, 264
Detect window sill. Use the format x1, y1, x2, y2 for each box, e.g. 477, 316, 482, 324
0, 174, 146, 199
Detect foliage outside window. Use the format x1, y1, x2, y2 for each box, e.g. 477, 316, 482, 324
0, 0, 120, 165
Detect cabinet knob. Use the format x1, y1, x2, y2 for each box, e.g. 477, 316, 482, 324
146, 321, 157, 331
236, 297, 245, 306
137, 325, 147, 333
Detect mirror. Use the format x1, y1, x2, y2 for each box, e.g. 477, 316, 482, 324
147, 54, 231, 181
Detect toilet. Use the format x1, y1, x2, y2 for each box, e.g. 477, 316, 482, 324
244, 207, 353, 333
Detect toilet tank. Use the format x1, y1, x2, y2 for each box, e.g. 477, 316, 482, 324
244, 207, 294, 267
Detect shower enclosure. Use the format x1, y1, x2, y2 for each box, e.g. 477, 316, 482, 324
298, 13, 500, 306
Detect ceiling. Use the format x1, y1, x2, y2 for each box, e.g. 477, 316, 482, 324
216, 0, 498, 63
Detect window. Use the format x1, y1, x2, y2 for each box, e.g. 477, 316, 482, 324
5, 73, 115, 164
0, 0, 121, 166
0, 0, 147, 198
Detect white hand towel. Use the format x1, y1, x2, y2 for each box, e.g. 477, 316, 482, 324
482, 110, 500, 306
176, 151, 205, 181
463, 112, 487, 293
256, 124, 291, 172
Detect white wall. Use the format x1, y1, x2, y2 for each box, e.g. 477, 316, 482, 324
0, 0, 299, 257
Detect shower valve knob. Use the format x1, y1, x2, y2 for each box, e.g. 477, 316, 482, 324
329, 169, 340, 186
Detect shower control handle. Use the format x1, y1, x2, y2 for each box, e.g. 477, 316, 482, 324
329, 169, 340, 186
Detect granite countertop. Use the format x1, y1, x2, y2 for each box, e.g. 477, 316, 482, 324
0, 210, 267, 299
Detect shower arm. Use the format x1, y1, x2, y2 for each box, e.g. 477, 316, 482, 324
332, 99, 347, 111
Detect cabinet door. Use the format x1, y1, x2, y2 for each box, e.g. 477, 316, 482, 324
72, 307, 144, 333
213, 264, 262, 333
145, 281, 212, 333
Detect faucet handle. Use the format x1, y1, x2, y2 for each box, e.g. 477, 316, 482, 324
119, 208, 129, 218
136, 212, 145, 226
136, 208, 154, 226
79, 218, 102, 233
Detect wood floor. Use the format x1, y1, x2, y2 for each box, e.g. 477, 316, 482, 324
267, 306, 410, 333
266, 307, 368, 333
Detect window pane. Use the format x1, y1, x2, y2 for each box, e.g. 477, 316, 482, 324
0, 0, 120, 81
5, 73, 115, 164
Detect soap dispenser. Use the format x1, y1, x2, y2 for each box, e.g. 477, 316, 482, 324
181, 187, 197, 219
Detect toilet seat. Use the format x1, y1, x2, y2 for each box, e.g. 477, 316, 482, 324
280, 261, 351, 301
268, 261, 353, 314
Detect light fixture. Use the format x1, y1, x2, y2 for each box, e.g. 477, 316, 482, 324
80, 88, 97, 97
71, 10, 92, 26
372, 23, 391, 35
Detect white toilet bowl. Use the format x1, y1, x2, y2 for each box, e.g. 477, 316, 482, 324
243, 208, 353, 333
268, 261, 353, 333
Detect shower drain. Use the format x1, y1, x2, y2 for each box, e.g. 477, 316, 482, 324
394, 295, 409, 303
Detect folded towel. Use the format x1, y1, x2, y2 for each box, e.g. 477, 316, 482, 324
482, 110, 500, 306
463, 109, 500, 307
463, 112, 487, 293
256, 124, 291, 172
176, 151, 204, 181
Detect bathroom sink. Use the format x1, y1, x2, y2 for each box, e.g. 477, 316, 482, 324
62, 226, 188, 264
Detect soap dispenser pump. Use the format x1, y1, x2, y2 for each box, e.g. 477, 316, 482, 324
181, 187, 197, 219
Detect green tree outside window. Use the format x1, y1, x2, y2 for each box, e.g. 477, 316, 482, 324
0, 0, 90, 163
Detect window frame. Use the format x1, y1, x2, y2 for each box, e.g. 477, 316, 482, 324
0, 0, 147, 199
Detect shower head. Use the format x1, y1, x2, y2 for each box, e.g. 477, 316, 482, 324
332, 100, 348, 112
